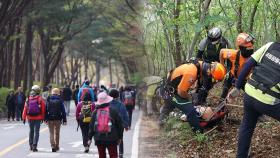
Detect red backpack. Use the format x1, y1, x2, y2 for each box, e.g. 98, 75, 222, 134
95, 106, 112, 133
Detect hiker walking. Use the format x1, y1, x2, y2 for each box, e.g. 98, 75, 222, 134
220, 33, 255, 99
6, 90, 15, 121
196, 27, 231, 105
72, 85, 79, 106
88, 92, 123, 158
45, 88, 67, 152
75, 92, 95, 153
227, 42, 280, 157
122, 87, 135, 129
22, 85, 46, 152
62, 85, 72, 116
109, 88, 129, 158
14, 87, 26, 121
158, 61, 226, 133
77, 80, 95, 102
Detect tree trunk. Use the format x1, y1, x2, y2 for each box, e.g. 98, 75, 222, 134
25, 21, 34, 91
249, 0, 260, 32
109, 58, 112, 85
236, 0, 243, 33
14, 19, 22, 89
188, 0, 212, 59
173, 0, 182, 66
95, 59, 101, 88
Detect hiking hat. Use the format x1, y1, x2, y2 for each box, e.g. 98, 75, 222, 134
95, 92, 113, 105
31, 85, 41, 94
236, 33, 254, 49
208, 27, 222, 44
109, 88, 119, 98
51, 88, 60, 95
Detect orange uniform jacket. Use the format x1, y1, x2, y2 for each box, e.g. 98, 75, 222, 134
22, 95, 46, 121
170, 63, 198, 93
220, 49, 247, 78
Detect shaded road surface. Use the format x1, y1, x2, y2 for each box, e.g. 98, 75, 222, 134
0, 102, 140, 158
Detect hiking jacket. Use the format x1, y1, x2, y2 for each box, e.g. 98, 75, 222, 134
6, 94, 15, 108
77, 84, 95, 102
197, 36, 230, 63
14, 92, 26, 106
75, 101, 95, 121
110, 99, 129, 128
62, 87, 72, 101
22, 95, 46, 121
72, 88, 79, 101
88, 103, 123, 145
45, 95, 67, 122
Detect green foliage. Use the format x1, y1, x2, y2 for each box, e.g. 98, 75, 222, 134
0, 87, 12, 114
194, 132, 209, 143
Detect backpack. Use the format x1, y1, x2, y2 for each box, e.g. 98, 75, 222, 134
27, 97, 41, 116
95, 106, 112, 134
47, 98, 61, 120
123, 91, 134, 106
80, 88, 91, 101
81, 101, 92, 123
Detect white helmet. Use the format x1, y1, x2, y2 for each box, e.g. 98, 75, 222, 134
31, 85, 41, 94
208, 27, 222, 43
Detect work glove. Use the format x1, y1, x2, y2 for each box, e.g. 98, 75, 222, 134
23, 119, 26, 125
227, 87, 240, 102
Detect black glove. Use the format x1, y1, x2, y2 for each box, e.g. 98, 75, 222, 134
23, 120, 26, 125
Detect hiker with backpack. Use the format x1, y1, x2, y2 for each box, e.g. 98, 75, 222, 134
75, 92, 95, 153
158, 61, 226, 133
22, 85, 46, 152
62, 85, 72, 116
220, 33, 255, 99
14, 87, 26, 121
122, 87, 135, 129
88, 92, 123, 158
45, 88, 67, 152
77, 80, 95, 102
109, 88, 129, 158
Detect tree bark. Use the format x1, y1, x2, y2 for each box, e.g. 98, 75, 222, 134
173, 0, 182, 66
14, 18, 22, 89
188, 0, 212, 59
236, 0, 243, 33
23, 21, 33, 92
249, 0, 260, 33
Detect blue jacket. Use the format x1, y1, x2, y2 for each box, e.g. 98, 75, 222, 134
77, 84, 95, 102
45, 95, 67, 122
110, 99, 129, 128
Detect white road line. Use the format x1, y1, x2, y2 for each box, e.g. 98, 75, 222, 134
131, 111, 142, 158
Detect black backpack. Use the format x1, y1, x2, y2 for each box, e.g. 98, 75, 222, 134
47, 98, 62, 120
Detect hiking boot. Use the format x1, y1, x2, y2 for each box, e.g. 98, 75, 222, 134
119, 154, 123, 158
84, 146, 89, 153
52, 148, 56, 152
32, 145, 38, 152
29, 145, 33, 151
55, 146, 60, 151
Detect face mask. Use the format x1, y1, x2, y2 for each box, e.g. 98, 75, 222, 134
240, 47, 254, 58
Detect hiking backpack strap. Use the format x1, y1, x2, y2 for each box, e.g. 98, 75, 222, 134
234, 51, 240, 78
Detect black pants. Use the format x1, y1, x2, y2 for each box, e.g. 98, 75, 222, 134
237, 93, 280, 157
80, 121, 90, 147
197, 75, 214, 104
7, 106, 15, 120
220, 75, 234, 99
125, 106, 134, 127
119, 137, 124, 156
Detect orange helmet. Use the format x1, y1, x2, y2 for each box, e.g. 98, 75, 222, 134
235, 33, 254, 49
211, 62, 226, 81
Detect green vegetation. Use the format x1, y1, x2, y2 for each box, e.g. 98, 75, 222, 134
0, 88, 12, 114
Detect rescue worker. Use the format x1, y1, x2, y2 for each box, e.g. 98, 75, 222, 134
220, 33, 255, 99
196, 27, 231, 105
159, 61, 226, 133
227, 42, 280, 157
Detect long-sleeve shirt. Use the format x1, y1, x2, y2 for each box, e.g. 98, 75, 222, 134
45, 95, 67, 122
110, 99, 129, 128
